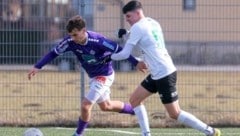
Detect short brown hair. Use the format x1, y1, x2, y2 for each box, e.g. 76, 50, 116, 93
66, 15, 86, 33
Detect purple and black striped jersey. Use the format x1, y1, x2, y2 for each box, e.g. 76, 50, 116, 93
34, 31, 138, 78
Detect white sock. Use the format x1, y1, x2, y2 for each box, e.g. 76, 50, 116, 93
133, 105, 151, 136
177, 110, 214, 135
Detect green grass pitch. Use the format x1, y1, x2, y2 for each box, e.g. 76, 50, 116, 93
0, 127, 239, 136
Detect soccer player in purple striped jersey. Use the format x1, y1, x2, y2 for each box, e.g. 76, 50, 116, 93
28, 15, 147, 136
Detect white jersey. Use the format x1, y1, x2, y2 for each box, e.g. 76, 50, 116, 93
126, 17, 176, 79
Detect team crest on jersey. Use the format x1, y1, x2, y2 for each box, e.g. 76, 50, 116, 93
90, 50, 95, 55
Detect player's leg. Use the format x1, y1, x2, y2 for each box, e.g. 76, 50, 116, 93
97, 72, 135, 114
98, 98, 135, 115
158, 72, 220, 136
73, 75, 110, 136
164, 101, 220, 136
73, 98, 93, 136
130, 75, 154, 136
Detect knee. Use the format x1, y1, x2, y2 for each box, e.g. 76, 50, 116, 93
81, 100, 92, 112
99, 105, 110, 111
99, 103, 111, 111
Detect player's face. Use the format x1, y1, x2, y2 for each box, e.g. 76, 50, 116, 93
125, 10, 140, 26
68, 28, 87, 44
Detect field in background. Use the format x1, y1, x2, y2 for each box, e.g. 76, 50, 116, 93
0, 70, 240, 127
0, 127, 240, 136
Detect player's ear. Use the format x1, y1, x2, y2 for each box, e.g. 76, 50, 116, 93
82, 27, 87, 32
136, 9, 142, 17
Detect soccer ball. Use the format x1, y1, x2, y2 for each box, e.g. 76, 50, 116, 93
23, 128, 43, 136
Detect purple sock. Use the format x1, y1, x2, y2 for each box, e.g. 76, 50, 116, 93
76, 118, 88, 135
119, 103, 135, 115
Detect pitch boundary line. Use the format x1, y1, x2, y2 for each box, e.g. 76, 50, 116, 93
55, 127, 139, 135
87, 129, 140, 135
55, 127, 240, 135
53, 127, 200, 135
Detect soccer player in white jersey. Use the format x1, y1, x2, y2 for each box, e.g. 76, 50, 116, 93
111, 1, 221, 136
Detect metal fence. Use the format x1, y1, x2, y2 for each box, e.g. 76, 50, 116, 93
0, 0, 240, 128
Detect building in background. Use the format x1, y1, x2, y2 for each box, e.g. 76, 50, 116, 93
93, 0, 240, 42
0, 0, 239, 66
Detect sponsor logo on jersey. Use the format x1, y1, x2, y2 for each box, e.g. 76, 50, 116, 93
103, 41, 114, 50
88, 59, 97, 63
82, 54, 97, 64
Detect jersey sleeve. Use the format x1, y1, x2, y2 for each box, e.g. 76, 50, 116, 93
34, 50, 58, 69
110, 43, 138, 66
54, 37, 71, 55
98, 37, 138, 66
126, 25, 143, 46
100, 37, 119, 53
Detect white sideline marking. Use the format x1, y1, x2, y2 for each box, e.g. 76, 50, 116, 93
55, 127, 140, 135
55, 127, 240, 135
88, 129, 140, 135
54, 127, 204, 135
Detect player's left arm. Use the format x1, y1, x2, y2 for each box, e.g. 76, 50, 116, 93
111, 44, 147, 72
101, 38, 147, 72
100, 38, 138, 66
111, 43, 133, 61
111, 26, 147, 72
111, 25, 142, 62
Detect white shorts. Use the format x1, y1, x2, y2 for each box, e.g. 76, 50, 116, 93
85, 72, 114, 104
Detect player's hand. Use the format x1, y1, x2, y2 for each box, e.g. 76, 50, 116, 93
100, 55, 112, 64
28, 67, 39, 80
136, 61, 148, 73
117, 28, 128, 38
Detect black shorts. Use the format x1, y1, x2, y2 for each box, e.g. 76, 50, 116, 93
141, 71, 178, 104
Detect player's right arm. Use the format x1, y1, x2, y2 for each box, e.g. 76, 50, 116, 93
28, 67, 40, 80
28, 50, 58, 80
28, 37, 70, 80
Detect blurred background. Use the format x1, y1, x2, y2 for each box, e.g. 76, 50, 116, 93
0, 0, 240, 129
1, 0, 240, 69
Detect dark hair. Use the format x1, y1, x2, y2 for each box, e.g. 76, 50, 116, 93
66, 15, 86, 33
122, 0, 143, 14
